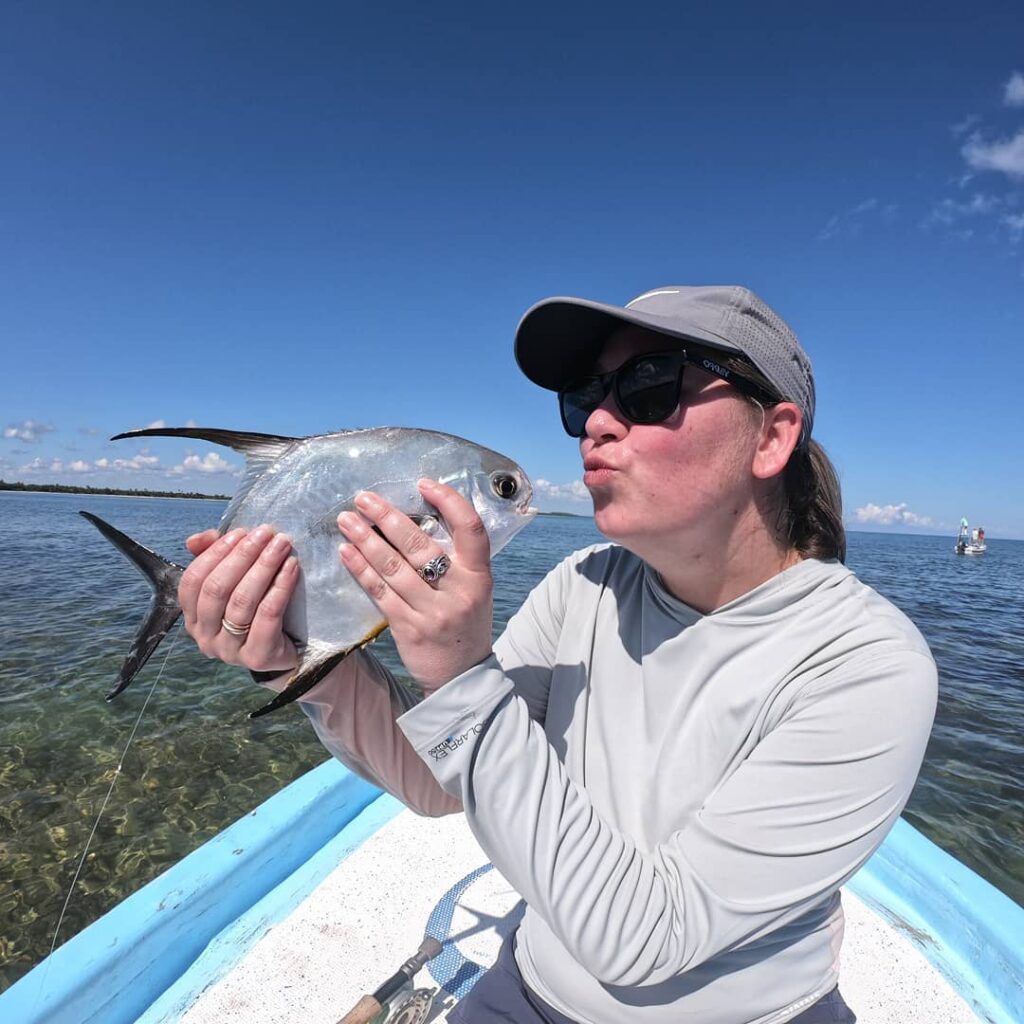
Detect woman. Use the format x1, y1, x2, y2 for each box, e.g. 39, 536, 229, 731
179, 285, 937, 1024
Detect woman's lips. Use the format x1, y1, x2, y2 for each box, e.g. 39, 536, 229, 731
583, 462, 617, 487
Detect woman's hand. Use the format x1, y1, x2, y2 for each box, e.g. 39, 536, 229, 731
178, 526, 300, 673
337, 479, 493, 690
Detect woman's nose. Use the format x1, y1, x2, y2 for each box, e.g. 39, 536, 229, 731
584, 393, 628, 441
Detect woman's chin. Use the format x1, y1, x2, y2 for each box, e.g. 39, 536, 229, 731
593, 505, 630, 541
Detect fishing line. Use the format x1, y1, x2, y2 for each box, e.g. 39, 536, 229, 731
32, 625, 183, 1012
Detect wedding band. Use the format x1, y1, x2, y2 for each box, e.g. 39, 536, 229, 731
221, 616, 252, 637
417, 553, 451, 584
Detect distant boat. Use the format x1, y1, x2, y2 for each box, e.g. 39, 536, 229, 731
955, 517, 987, 555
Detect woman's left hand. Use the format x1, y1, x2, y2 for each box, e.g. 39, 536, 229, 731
337, 478, 494, 691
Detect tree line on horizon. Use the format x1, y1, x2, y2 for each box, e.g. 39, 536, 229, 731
0, 480, 231, 501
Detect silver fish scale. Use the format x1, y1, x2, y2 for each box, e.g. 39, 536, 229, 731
220, 427, 534, 652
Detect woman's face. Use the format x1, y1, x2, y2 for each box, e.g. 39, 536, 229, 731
578, 327, 764, 550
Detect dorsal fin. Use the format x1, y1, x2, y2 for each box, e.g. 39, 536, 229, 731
112, 426, 302, 525
111, 426, 298, 459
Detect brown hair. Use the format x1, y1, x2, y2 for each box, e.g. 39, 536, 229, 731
691, 346, 847, 562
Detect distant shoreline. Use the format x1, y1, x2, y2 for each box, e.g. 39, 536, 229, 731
0, 480, 231, 501
0, 481, 596, 517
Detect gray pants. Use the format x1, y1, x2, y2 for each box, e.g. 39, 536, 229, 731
447, 932, 856, 1024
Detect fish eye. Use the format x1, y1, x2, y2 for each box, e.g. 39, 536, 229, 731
491, 473, 519, 500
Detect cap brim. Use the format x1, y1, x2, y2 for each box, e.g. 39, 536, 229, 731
514, 296, 743, 391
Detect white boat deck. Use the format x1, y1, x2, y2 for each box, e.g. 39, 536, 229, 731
180, 809, 980, 1024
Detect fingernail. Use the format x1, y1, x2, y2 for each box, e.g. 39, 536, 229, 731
284, 555, 299, 574
246, 528, 274, 552
354, 491, 379, 511
224, 529, 246, 545
418, 478, 438, 490
269, 534, 291, 555
338, 513, 365, 537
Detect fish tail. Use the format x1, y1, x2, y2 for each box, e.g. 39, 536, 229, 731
80, 511, 186, 700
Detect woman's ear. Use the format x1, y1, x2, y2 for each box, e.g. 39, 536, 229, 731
752, 402, 802, 480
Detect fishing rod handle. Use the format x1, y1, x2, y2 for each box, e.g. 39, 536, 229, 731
337, 993, 382, 1024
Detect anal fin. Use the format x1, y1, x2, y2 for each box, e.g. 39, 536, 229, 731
248, 623, 389, 718
249, 649, 352, 719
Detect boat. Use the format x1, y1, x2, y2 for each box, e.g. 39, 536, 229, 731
955, 517, 987, 555
2, 759, 1021, 1024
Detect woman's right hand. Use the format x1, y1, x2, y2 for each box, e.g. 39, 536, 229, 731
179, 526, 300, 673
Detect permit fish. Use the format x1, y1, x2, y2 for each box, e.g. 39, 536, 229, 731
81, 426, 537, 718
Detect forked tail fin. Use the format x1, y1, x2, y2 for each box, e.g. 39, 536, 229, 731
79, 511, 186, 699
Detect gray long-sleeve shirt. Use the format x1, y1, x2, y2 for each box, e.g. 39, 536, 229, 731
389, 549, 936, 1024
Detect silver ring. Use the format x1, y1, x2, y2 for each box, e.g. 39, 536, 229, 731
417, 553, 451, 584
221, 616, 252, 637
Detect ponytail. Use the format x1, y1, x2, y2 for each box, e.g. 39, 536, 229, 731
779, 439, 846, 562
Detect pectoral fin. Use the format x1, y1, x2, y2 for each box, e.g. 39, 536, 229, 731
310, 503, 440, 540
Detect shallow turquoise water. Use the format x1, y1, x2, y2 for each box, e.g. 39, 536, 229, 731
0, 491, 1021, 990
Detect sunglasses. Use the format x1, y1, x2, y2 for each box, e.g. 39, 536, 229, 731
558, 349, 775, 438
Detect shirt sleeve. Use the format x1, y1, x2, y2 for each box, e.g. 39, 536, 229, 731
397, 645, 937, 986
267, 552, 575, 818
259, 649, 462, 817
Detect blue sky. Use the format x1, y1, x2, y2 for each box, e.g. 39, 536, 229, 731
2, 2, 1023, 538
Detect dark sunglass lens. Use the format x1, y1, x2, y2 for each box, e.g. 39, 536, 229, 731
617, 357, 681, 423
559, 378, 606, 437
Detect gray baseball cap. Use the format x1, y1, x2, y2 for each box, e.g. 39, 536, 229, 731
514, 284, 815, 438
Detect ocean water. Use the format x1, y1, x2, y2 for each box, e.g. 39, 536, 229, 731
0, 491, 1022, 991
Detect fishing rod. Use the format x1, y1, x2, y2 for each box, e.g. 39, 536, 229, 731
337, 935, 442, 1024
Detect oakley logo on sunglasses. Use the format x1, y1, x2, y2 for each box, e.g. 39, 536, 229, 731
702, 358, 730, 378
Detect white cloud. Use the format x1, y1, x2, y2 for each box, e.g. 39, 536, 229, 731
924, 192, 1004, 227
854, 502, 934, 527
818, 198, 897, 241
962, 129, 1024, 179
145, 419, 167, 429
78, 426, 100, 436
1005, 71, 1024, 107
951, 113, 981, 138
20, 456, 92, 475
922, 192, 1024, 246
1004, 212, 1024, 242
534, 478, 590, 502
170, 451, 240, 476
91, 453, 161, 472
933, 74, 1024, 259
4, 419, 55, 442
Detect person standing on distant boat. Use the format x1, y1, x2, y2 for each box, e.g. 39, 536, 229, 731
178, 285, 938, 1024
